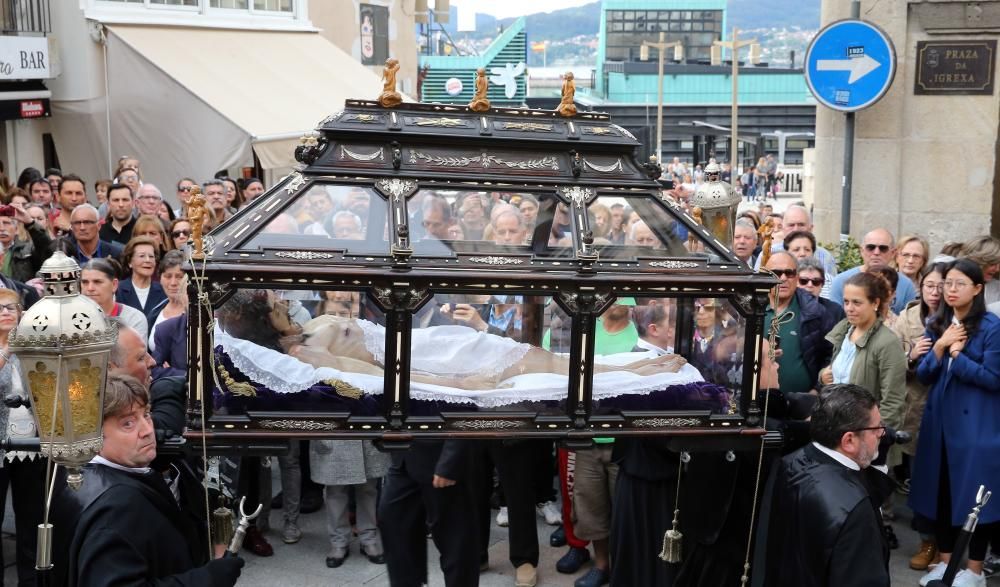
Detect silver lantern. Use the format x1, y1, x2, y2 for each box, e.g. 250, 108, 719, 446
8, 251, 118, 490
690, 162, 741, 249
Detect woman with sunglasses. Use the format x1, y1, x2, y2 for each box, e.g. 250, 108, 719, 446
169, 218, 192, 250
797, 256, 845, 322
0, 288, 46, 585
784, 230, 834, 299
910, 258, 1000, 587
890, 262, 947, 571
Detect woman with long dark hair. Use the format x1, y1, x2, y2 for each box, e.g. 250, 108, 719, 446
911, 258, 1000, 586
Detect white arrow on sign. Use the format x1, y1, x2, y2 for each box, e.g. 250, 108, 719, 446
817, 54, 881, 84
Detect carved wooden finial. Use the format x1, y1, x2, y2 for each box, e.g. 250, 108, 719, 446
557, 71, 578, 117
377, 58, 403, 108
187, 186, 207, 260
468, 68, 491, 112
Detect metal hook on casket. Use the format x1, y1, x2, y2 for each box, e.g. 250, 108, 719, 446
225, 496, 263, 557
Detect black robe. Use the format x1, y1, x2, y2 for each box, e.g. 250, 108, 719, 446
50, 462, 211, 587
762, 443, 890, 587
610, 438, 680, 586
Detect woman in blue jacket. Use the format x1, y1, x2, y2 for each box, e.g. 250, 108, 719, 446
910, 258, 1000, 587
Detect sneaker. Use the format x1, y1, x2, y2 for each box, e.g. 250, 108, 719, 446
954, 569, 987, 587
909, 541, 939, 571
919, 563, 947, 586
514, 563, 537, 587
537, 501, 562, 525
496, 506, 509, 527
983, 553, 1000, 577
282, 520, 302, 544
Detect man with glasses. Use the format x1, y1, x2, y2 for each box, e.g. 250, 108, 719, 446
135, 184, 165, 222
763, 384, 892, 586
59, 204, 123, 266
829, 228, 917, 314
764, 252, 837, 395
99, 184, 137, 245
51, 174, 89, 237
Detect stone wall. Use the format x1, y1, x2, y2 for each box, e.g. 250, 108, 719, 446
813, 0, 1000, 252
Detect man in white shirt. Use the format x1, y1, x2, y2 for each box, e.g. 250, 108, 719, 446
631, 302, 675, 355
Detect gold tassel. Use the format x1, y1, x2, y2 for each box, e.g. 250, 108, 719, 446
216, 364, 257, 397
212, 499, 235, 547
659, 508, 683, 563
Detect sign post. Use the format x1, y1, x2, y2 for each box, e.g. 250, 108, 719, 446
805, 7, 896, 240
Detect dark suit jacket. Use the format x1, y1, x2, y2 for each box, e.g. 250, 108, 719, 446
51, 235, 124, 268
117, 278, 167, 320
152, 314, 187, 381
390, 440, 473, 485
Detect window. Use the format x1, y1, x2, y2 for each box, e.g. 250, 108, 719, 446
254, 0, 292, 11
151, 0, 198, 5
211, 0, 248, 7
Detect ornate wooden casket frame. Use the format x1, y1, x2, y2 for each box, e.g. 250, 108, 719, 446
185, 100, 777, 449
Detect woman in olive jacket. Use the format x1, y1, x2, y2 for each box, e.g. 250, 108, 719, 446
820, 271, 908, 430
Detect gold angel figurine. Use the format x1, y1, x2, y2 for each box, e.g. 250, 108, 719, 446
557, 71, 577, 117
377, 58, 403, 108
188, 187, 207, 259
758, 217, 776, 268
468, 68, 491, 112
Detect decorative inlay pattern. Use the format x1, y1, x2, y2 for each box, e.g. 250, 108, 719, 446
612, 124, 636, 140
410, 151, 559, 171
500, 122, 554, 132
468, 256, 525, 265
340, 146, 384, 162
344, 113, 380, 124
632, 417, 702, 427
284, 172, 306, 194
649, 260, 699, 269
582, 126, 617, 136
583, 158, 624, 173
260, 419, 339, 431
375, 178, 417, 202
451, 420, 526, 430
559, 186, 594, 208
275, 251, 336, 260
410, 117, 467, 128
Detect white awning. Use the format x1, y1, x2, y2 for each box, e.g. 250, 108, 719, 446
51, 25, 385, 194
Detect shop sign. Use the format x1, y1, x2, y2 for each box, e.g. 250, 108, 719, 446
0, 37, 49, 80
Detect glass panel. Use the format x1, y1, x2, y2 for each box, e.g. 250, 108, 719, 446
212, 287, 387, 418
211, 0, 249, 8
244, 184, 389, 254
591, 296, 743, 416
254, 0, 293, 11
150, 0, 198, 5
410, 189, 571, 257
587, 195, 724, 259
411, 294, 564, 415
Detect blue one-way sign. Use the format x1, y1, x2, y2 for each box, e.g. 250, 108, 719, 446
805, 19, 896, 112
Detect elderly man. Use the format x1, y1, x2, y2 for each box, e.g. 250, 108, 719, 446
60, 204, 124, 265
492, 208, 527, 246
329, 211, 364, 239
136, 184, 165, 219
50, 375, 244, 587
203, 180, 230, 224
764, 252, 836, 395
732, 218, 758, 266
764, 384, 892, 586
830, 228, 917, 314
99, 183, 137, 245
51, 174, 88, 237
632, 301, 676, 355
420, 195, 454, 241
0, 202, 51, 283
627, 220, 662, 248
754, 205, 837, 285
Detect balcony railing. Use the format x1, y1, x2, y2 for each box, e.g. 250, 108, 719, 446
0, 0, 50, 35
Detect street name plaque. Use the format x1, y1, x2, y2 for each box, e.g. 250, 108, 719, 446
915, 40, 997, 95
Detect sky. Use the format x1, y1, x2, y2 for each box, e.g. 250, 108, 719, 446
450, 0, 594, 20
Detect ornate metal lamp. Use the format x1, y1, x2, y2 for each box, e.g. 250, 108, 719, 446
7, 251, 118, 575
9, 251, 118, 487
690, 162, 741, 249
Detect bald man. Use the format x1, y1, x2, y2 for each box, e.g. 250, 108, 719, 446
829, 228, 917, 314
753, 206, 838, 292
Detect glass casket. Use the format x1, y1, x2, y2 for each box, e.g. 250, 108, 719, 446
185, 99, 777, 448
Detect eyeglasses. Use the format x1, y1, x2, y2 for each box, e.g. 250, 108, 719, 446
770, 269, 798, 279
70, 220, 97, 227
852, 421, 887, 438
0, 303, 20, 314
899, 252, 924, 261
694, 302, 717, 312
864, 243, 891, 253
137, 195, 161, 201
799, 276, 825, 287
923, 282, 944, 293
944, 280, 973, 290
177, 186, 193, 193
172, 230, 191, 238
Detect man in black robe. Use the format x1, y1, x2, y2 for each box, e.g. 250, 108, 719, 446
763, 383, 892, 587
50, 375, 244, 586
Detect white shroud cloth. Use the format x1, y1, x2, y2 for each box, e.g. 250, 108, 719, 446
216, 324, 704, 409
